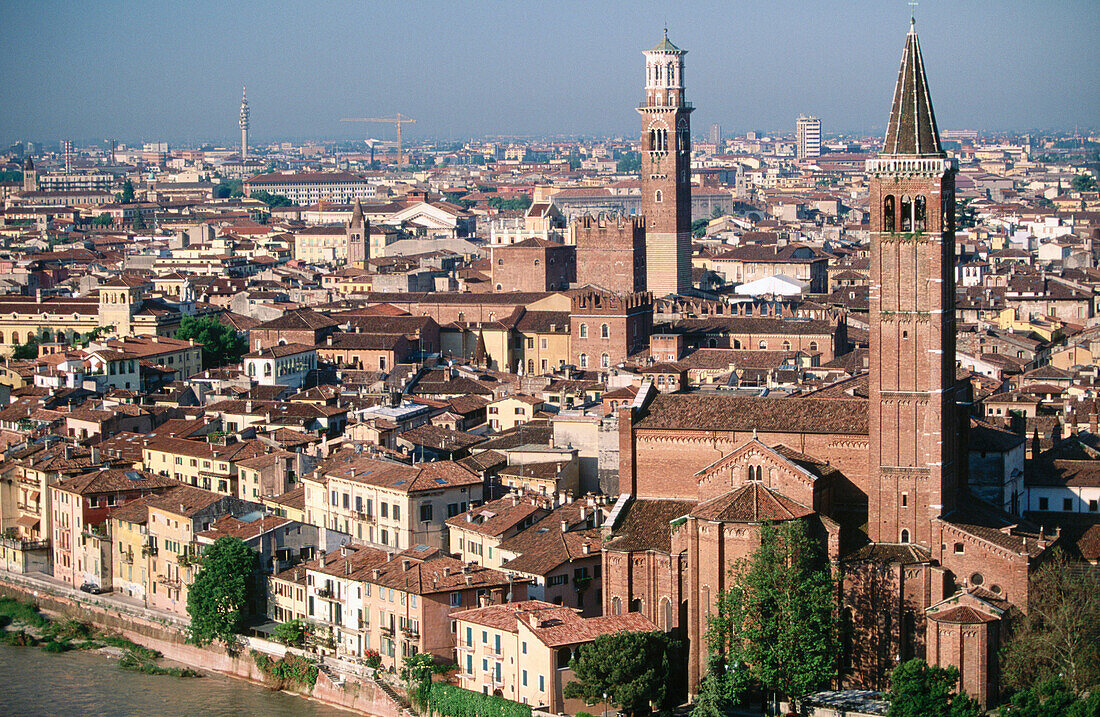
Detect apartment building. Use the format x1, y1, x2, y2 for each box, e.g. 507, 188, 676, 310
49, 469, 176, 589
242, 343, 317, 389
302, 454, 484, 551
453, 600, 655, 710
486, 395, 545, 433
446, 493, 554, 570
141, 436, 269, 497
302, 544, 526, 670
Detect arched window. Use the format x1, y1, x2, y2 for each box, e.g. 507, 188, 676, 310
914, 195, 927, 231
579, 353, 588, 368
0, 332, 5, 344
809, 341, 818, 352
263, 363, 272, 377
655, 190, 663, 203
612, 597, 622, 615
533, 259, 540, 266
660, 598, 672, 631
900, 195, 912, 232
759, 340, 767, 350
600, 353, 610, 368
579, 323, 587, 338
247, 363, 255, 377
782, 340, 791, 351
600, 323, 609, 339
883, 195, 895, 232
900, 529, 910, 544
10, 332, 18, 344
733, 339, 742, 349
527, 359, 534, 374
629, 598, 642, 613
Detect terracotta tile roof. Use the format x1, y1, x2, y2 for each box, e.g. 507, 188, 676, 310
452, 600, 657, 648
265, 485, 305, 511
197, 514, 291, 542
690, 482, 813, 523
398, 424, 485, 451
929, 605, 997, 624
322, 456, 482, 493
842, 542, 932, 565
54, 468, 177, 496
636, 394, 868, 435
445, 494, 552, 537
604, 498, 696, 553
499, 525, 602, 576
939, 499, 1048, 558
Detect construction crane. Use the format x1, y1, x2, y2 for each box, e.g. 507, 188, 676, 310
341, 114, 416, 166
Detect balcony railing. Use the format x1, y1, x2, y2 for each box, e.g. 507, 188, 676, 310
380, 624, 394, 636
400, 626, 419, 639
316, 587, 333, 599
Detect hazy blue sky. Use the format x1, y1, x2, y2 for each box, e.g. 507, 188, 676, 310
1, 0, 1097, 146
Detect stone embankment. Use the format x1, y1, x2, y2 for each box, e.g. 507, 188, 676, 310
0, 571, 409, 717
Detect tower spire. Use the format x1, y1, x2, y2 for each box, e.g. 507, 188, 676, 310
239, 85, 251, 159
882, 19, 943, 157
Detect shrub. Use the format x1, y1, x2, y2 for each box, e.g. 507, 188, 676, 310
428, 683, 532, 717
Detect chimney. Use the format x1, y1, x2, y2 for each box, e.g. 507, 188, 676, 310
1091, 411, 1098, 435
465, 575, 473, 585
294, 569, 300, 581
341, 545, 350, 557
91, 446, 101, 464
372, 568, 380, 579
246, 400, 253, 413
319, 552, 326, 568
527, 613, 540, 629
560, 519, 568, 532
327, 335, 333, 346
403, 559, 411, 571
511, 495, 518, 507
345, 561, 351, 576
582, 541, 591, 555
443, 567, 451, 577
63, 445, 73, 460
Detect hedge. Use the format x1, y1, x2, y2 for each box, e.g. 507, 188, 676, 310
428, 683, 532, 717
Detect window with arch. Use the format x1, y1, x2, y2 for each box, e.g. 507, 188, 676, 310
883, 195, 896, 232
629, 598, 642, 613
600, 353, 610, 369
782, 340, 791, 351
527, 359, 534, 374
900, 529, 910, 544
611, 597, 622, 615
579, 323, 587, 338
733, 339, 742, 349
655, 189, 663, 203
758, 340, 767, 350
914, 195, 927, 231
579, 353, 588, 368
809, 341, 818, 351
900, 195, 913, 231
495, 284, 502, 291
748, 465, 763, 482
533, 259, 540, 266
600, 323, 609, 339
660, 598, 672, 631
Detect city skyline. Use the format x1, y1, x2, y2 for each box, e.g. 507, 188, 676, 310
1, 0, 1098, 146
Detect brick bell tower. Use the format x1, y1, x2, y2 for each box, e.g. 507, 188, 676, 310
639, 29, 693, 296
868, 19, 959, 548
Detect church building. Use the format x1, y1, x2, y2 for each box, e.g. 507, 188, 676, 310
601, 23, 1054, 709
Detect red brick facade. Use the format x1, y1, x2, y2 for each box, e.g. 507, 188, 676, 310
574, 214, 646, 293
570, 289, 652, 371
491, 239, 575, 292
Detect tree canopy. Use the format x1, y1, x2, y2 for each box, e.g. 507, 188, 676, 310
251, 190, 295, 207
11, 334, 40, 360
699, 519, 837, 713
1001, 677, 1100, 717
91, 212, 112, 227
117, 178, 135, 204
564, 630, 681, 716
1000, 548, 1100, 694
186, 536, 259, 646
1071, 173, 1096, 193
616, 152, 642, 174
214, 179, 244, 199
174, 315, 247, 369
886, 659, 980, 717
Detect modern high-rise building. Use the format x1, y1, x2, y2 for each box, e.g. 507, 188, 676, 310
62, 139, 74, 174
796, 114, 821, 158
708, 123, 721, 146
638, 30, 693, 296
239, 86, 250, 158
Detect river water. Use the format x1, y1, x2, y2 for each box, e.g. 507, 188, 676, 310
0, 644, 355, 717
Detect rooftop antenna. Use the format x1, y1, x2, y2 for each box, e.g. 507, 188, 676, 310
908, 0, 918, 24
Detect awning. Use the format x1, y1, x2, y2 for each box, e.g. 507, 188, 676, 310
28, 491, 40, 501
15, 515, 40, 528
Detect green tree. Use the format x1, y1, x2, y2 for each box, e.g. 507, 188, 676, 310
186, 537, 258, 646
1001, 677, 1100, 717
711, 205, 725, 219
132, 211, 147, 230
91, 213, 112, 227
117, 179, 135, 204
271, 619, 306, 647
1000, 548, 1100, 693
251, 190, 295, 208
692, 218, 710, 238
703, 520, 838, 714
11, 334, 40, 360
174, 315, 247, 369
617, 152, 641, 174
1071, 174, 1096, 192
886, 659, 980, 717
214, 179, 243, 199
401, 653, 451, 711
564, 630, 679, 716
0, 170, 23, 182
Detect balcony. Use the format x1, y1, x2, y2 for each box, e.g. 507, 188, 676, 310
316, 587, 334, 599
119, 551, 134, 565
400, 626, 419, 639
156, 576, 181, 589
380, 624, 394, 636
141, 543, 158, 557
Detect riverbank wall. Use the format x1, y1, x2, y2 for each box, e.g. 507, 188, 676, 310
0, 571, 407, 717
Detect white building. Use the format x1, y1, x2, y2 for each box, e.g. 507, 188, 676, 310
244, 172, 377, 205
796, 115, 822, 158
243, 343, 317, 388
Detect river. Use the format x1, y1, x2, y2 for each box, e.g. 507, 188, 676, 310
0, 644, 356, 717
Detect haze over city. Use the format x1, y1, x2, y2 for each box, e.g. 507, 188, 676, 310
2, 0, 1098, 144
